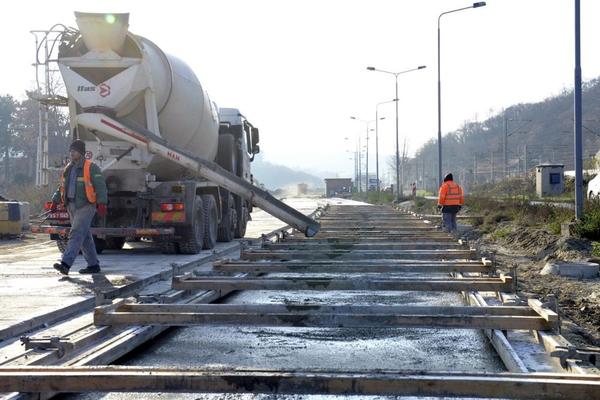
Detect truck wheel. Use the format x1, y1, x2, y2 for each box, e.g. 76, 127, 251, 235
105, 237, 126, 250
202, 194, 218, 249
178, 196, 205, 254
93, 237, 105, 254
234, 201, 248, 238
217, 193, 236, 242
56, 237, 105, 254
56, 239, 68, 253
159, 241, 178, 254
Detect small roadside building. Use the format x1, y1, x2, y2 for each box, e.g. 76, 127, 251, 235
297, 183, 308, 196
535, 163, 564, 197
324, 178, 352, 198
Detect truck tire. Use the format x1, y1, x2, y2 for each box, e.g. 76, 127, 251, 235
56, 239, 68, 253
217, 193, 236, 242
202, 194, 218, 249
105, 237, 126, 250
56, 237, 105, 254
234, 200, 248, 238
159, 241, 178, 254
93, 237, 106, 254
178, 196, 205, 254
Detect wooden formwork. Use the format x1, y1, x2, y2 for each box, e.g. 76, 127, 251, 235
240, 248, 478, 261
0, 367, 598, 399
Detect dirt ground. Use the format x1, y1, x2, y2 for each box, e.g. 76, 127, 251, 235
478, 225, 600, 348
404, 199, 600, 348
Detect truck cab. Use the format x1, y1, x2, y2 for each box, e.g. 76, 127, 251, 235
216, 108, 260, 239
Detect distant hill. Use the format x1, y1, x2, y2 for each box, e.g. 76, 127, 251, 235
251, 154, 324, 190
411, 78, 600, 190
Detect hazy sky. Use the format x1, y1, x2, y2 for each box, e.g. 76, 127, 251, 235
2, 0, 600, 180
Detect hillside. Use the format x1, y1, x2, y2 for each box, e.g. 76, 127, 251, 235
251, 154, 324, 190
411, 78, 600, 191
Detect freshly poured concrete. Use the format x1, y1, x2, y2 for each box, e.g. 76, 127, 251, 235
0, 197, 321, 338
61, 290, 503, 400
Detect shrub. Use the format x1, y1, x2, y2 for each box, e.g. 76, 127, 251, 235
573, 200, 600, 240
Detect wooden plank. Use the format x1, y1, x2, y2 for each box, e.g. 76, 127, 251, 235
528, 299, 559, 322
95, 310, 552, 331
283, 237, 458, 243
118, 303, 539, 317
172, 276, 511, 292
0, 367, 596, 399
212, 261, 493, 274
263, 242, 463, 250
307, 234, 452, 239
319, 227, 437, 232
241, 249, 476, 261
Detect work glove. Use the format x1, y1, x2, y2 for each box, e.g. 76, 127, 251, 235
97, 203, 107, 218
50, 201, 58, 212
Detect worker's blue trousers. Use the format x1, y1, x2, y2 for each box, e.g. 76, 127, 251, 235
62, 203, 99, 267
442, 212, 458, 233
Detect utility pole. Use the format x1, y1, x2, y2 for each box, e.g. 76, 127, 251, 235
504, 116, 508, 178
490, 151, 494, 182
523, 144, 528, 177
473, 153, 478, 184
365, 126, 369, 192
421, 156, 425, 189
354, 148, 358, 191
400, 138, 407, 196
574, 0, 584, 219
358, 136, 362, 192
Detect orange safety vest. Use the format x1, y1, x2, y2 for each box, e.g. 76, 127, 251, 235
438, 181, 464, 206
60, 159, 97, 204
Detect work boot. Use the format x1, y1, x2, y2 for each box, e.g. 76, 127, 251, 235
78, 264, 101, 274
53, 261, 70, 275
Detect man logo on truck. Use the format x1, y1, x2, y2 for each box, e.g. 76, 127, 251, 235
99, 83, 111, 97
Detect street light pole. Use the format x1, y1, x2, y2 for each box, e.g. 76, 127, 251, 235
366, 65, 426, 202
375, 102, 392, 193
358, 134, 362, 192
574, 0, 583, 219
437, 2, 486, 186
395, 74, 400, 199
350, 116, 373, 192
504, 117, 532, 178
365, 124, 369, 192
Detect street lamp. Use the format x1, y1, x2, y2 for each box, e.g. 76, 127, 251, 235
351, 116, 377, 192
366, 65, 426, 202
375, 100, 395, 193
437, 2, 486, 186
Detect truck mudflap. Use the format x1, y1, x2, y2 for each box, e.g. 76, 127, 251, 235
77, 113, 320, 237
31, 225, 174, 237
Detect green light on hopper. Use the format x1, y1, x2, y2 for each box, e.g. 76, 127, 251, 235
104, 14, 116, 24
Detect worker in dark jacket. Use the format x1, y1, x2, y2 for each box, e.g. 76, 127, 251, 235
437, 173, 464, 234
51, 139, 108, 275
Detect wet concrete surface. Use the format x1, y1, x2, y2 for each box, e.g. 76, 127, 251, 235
60, 290, 505, 400
0, 197, 322, 337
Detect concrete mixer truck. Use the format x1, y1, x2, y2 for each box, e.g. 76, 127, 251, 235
35, 12, 319, 254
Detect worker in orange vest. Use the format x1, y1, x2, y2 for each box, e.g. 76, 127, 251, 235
437, 173, 464, 233
50, 139, 108, 275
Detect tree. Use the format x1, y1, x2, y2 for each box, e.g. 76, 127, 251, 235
0, 95, 17, 187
